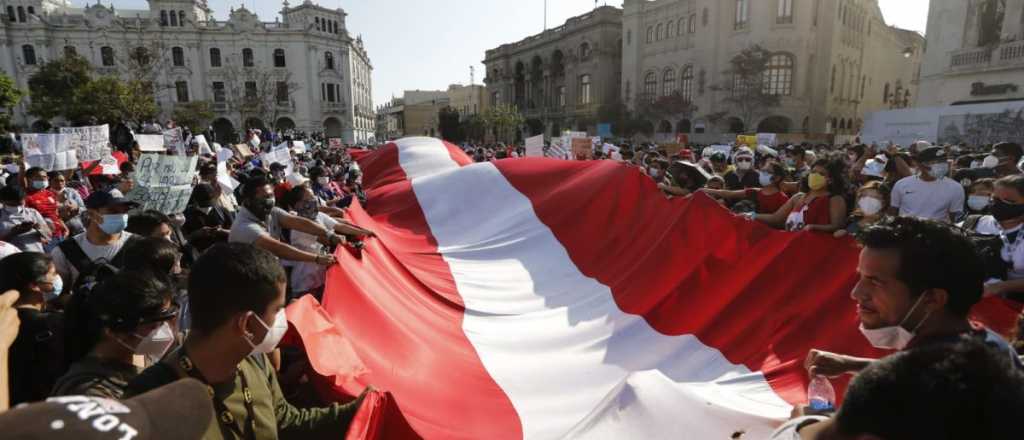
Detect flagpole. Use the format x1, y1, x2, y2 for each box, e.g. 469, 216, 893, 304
544, 0, 547, 31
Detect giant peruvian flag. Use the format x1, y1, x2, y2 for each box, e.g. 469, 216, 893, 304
286, 137, 1021, 439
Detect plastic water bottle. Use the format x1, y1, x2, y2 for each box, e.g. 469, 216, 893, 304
807, 375, 836, 412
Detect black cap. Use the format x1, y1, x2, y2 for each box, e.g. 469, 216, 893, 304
0, 378, 214, 440
84, 191, 140, 210
917, 146, 947, 163
269, 162, 287, 171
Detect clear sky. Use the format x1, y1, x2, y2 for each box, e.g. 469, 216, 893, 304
75, 0, 929, 108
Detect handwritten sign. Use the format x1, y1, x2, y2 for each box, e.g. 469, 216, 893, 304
525, 135, 544, 157
128, 154, 198, 214
234, 144, 254, 158
291, 140, 307, 154
261, 146, 294, 176
756, 133, 778, 147
60, 124, 109, 162
136, 135, 165, 152
163, 127, 185, 156
22, 133, 79, 171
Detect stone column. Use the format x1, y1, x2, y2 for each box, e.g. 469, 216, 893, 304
1003, 0, 1024, 41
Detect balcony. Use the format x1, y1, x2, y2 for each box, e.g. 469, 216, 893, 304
321, 102, 345, 114
212, 102, 229, 112
950, 40, 1024, 72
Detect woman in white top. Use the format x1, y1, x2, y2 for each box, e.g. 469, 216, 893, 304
980, 175, 1024, 300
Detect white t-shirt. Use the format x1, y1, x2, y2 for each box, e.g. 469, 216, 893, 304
288, 212, 339, 293
0, 240, 20, 260
890, 175, 965, 222
972, 215, 1024, 281
49, 231, 134, 286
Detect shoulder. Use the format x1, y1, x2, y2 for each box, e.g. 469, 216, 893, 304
893, 175, 915, 188
123, 362, 178, 398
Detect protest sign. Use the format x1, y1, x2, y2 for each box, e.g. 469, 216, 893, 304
329, 138, 343, 149
661, 143, 685, 157
162, 127, 186, 155
136, 135, 165, 152
217, 146, 234, 163
128, 153, 198, 214
261, 146, 294, 176
525, 135, 545, 157
217, 161, 239, 192
61, 124, 109, 161
234, 143, 254, 157
292, 140, 307, 154
736, 135, 758, 147
546, 140, 568, 159
195, 135, 212, 156
756, 133, 778, 147
708, 144, 733, 156
571, 138, 592, 160
22, 133, 78, 171
98, 155, 120, 175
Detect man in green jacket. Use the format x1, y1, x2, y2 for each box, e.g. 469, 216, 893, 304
125, 243, 366, 440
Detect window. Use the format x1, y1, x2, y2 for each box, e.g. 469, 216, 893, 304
656, 24, 663, 40
557, 86, 566, 108
327, 84, 337, 102
244, 81, 257, 100
273, 49, 286, 67
210, 48, 221, 67
242, 48, 254, 67
777, 0, 793, 24
175, 81, 189, 102
169, 9, 177, 26
578, 74, 592, 105
677, 18, 684, 36
315, 17, 320, 31
662, 69, 676, 97
22, 45, 35, 65
172, 47, 185, 67
17, 6, 25, 23
325, 51, 335, 70
101, 47, 115, 66
763, 54, 794, 96
643, 72, 657, 102
681, 66, 694, 101
333, 21, 339, 34
160, 10, 168, 26
647, 26, 654, 43
212, 82, 226, 102
179, 11, 186, 26
26, 6, 33, 15
6, 6, 13, 22
830, 65, 836, 94
689, 14, 697, 33
626, 29, 631, 45
579, 42, 591, 61
883, 83, 890, 103
735, 0, 749, 29
63, 46, 76, 58
276, 82, 289, 104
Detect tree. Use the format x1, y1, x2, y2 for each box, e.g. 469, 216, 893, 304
0, 73, 23, 131
461, 114, 487, 144
437, 106, 463, 143
27, 54, 93, 122
172, 101, 216, 134
69, 76, 130, 125
482, 104, 524, 144
709, 45, 782, 134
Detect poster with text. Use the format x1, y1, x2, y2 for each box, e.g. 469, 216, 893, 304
525, 135, 545, 157
128, 154, 198, 214
61, 124, 110, 162
22, 134, 79, 171
136, 135, 166, 152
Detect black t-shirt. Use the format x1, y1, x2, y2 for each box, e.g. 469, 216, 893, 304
10, 307, 66, 406
723, 170, 760, 191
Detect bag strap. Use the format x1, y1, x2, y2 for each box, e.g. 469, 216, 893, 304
963, 215, 983, 232
58, 238, 92, 275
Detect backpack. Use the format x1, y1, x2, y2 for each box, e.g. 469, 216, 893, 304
960, 215, 1011, 281
58, 236, 137, 294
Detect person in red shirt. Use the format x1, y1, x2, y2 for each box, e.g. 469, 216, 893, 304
700, 161, 790, 214
22, 167, 66, 238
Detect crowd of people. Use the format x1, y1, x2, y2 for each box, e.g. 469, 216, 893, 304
0, 128, 1021, 439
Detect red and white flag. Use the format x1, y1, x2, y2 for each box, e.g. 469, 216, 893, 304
287, 137, 1021, 439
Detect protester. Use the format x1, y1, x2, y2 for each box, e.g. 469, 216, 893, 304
784, 145, 811, 181
835, 181, 891, 238
806, 217, 1022, 378
126, 210, 175, 241
198, 163, 239, 214
722, 147, 759, 190
125, 243, 367, 439
1, 252, 66, 406
890, 146, 965, 222
54, 271, 177, 399
964, 177, 995, 216
49, 191, 137, 289
182, 183, 232, 254
0, 185, 52, 252
21, 167, 66, 239
751, 158, 848, 233
967, 175, 1024, 301
701, 162, 790, 214
49, 172, 85, 236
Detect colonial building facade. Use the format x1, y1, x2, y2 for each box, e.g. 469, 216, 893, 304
0, 0, 374, 144
917, 0, 1024, 107
622, 0, 924, 142
483, 6, 623, 138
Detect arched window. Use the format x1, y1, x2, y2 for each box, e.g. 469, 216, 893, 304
681, 66, 694, 101
662, 69, 676, 97
160, 10, 168, 26
647, 26, 654, 43
273, 49, 286, 67
179, 11, 186, 26
578, 74, 592, 105
101, 47, 115, 66
22, 45, 36, 65
763, 54, 794, 96
26, 6, 33, 15
242, 48, 254, 67
643, 71, 657, 102
169, 10, 178, 26
325, 51, 335, 70
677, 18, 684, 36
172, 47, 185, 67
210, 48, 221, 67
656, 24, 663, 40
579, 42, 591, 60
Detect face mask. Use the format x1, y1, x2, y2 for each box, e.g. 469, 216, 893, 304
808, 173, 828, 191
736, 160, 752, 171
3, 163, 18, 174
245, 309, 287, 354
99, 213, 129, 235
131, 322, 175, 359
246, 197, 276, 219
196, 206, 213, 215
31, 180, 48, 190
982, 155, 1000, 169
927, 163, 949, 179
648, 167, 660, 178
858, 293, 932, 350
990, 198, 1024, 222
317, 177, 330, 186
858, 197, 883, 216
297, 200, 318, 219
784, 157, 796, 168
967, 195, 990, 212
758, 172, 773, 187
42, 274, 62, 302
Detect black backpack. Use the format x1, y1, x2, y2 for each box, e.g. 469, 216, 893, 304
58, 236, 137, 295
960, 215, 1011, 281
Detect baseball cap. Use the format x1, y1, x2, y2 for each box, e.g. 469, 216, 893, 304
917, 146, 947, 163
269, 162, 287, 172
0, 378, 213, 440
84, 191, 140, 210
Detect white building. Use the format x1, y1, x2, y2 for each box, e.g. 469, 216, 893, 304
917, 0, 1024, 107
0, 0, 374, 144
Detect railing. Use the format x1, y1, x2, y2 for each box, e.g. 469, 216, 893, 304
950, 47, 992, 68
999, 40, 1024, 63
950, 41, 1024, 71
321, 102, 345, 113
212, 102, 229, 112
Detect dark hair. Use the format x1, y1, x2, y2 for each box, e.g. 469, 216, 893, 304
127, 210, 172, 237
0, 252, 53, 294
199, 163, 218, 178
765, 162, 786, 185
119, 162, 135, 175
189, 183, 216, 206
121, 237, 181, 283
811, 157, 849, 196
836, 337, 1024, 440
308, 166, 325, 180
968, 177, 996, 194
188, 243, 286, 334
65, 270, 174, 362
995, 174, 1024, 197
240, 176, 271, 201
281, 184, 309, 211
857, 217, 984, 316
0, 184, 25, 203
1012, 312, 1024, 355
994, 142, 1023, 162
25, 166, 46, 179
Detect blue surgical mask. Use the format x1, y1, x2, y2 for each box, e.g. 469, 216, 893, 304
99, 213, 129, 235
31, 180, 48, 190
43, 274, 62, 302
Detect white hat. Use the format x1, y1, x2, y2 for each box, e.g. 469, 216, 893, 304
285, 173, 308, 187
862, 159, 885, 178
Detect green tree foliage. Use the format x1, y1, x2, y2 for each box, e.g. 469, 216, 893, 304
461, 114, 487, 144
437, 106, 463, 143
27, 54, 93, 121
710, 44, 782, 134
482, 104, 524, 144
0, 73, 24, 131
172, 101, 216, 134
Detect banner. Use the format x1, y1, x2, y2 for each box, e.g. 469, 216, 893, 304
757, 133, 778, 147
524, 135, 544, 157
60, 124, 110, 162
136, 135, 165, 152
597, 123, 612, 138
128, 153, 198, 214
22, 133, 78, 171
736, 135, 758, 147
163, 127, 185, 156
292, 140, 307, 154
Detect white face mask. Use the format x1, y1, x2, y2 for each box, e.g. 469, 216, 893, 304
116, 321, 175, 359
858, 197, 883, 216
736, 160, 752, 171
648, 167, 660, 177
982, 155, 1000, 169
858, 293, 932, 350
245, 309, 288, 354
317, 177, 330, 186
967, 195, 990, 212
758, 171, 773, 187
927, 163, 949, 179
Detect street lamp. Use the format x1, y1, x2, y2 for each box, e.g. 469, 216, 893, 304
902, 47, 914, 59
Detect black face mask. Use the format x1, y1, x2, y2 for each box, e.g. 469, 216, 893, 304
991, 199, 1024, 222
246, 197, 276, 219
